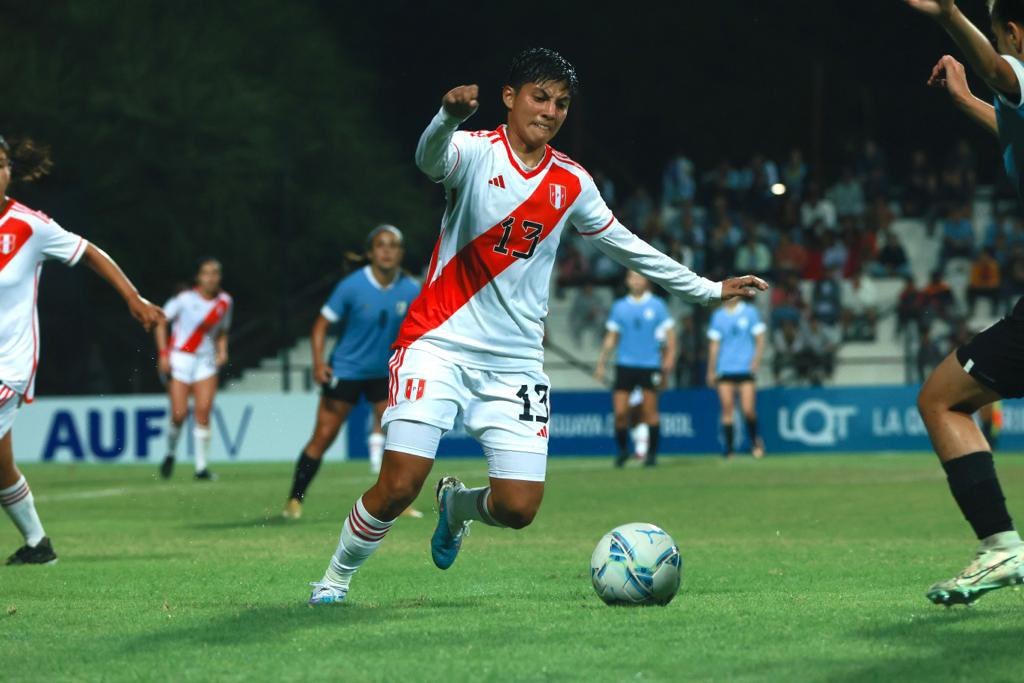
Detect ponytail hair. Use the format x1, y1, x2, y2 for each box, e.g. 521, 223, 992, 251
0, 135, 54, 183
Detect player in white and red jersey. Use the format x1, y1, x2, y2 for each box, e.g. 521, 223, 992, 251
309, 48, 767, 604
0, 135, 163, 565
154, 258, 233, 481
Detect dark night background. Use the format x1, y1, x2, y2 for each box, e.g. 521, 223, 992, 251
0, 0, 1007, 394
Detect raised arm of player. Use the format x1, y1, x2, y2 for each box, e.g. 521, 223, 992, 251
907, 0, 1021, 101
928, 55, 999, 136
414, 85, 480, 181
82, 244, 163, 331
594, 329, 619, 384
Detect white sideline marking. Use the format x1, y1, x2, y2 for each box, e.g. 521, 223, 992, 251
35, 488, 129, 502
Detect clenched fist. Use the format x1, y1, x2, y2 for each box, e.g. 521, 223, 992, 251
442, 84, 480, 120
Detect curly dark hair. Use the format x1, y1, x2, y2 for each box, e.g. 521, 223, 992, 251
506, 47, 580, 97
0, 135, 54, 183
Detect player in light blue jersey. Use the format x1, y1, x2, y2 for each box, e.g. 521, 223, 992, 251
906, 0, 1024, 605
283, 225, 421, 520
706, 298, 766, 459
595, 272, 676, 467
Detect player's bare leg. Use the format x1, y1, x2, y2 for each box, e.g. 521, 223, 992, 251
366, 402, 420, 518
612, 390, 632, 467
284, 396, 351, 519
739, 381, 763, 458
640, 389, 660, 467
310, 449, 433, 604
717, 382, 737, 459
918, 352, 1024, 605
1, 431, 56, 566
191, 375, 218, 480
159, 379, 190, 479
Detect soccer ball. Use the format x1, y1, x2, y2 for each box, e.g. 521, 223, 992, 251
590, 522, 682, 606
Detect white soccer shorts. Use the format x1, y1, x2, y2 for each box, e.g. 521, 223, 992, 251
382, 347, 552, 479
0, 385, 21, 440
169, 350, 218, 384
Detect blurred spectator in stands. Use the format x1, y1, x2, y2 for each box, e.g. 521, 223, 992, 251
812, 269, 843, 325
661, 153, 696, 210
709, 195, 743, 245
917, 324, 946, 381
903, 149, 938, 219
949, 317, 974, 352
677, 208, 706, 272
592, 252, 624, 286
797, 314, 840, 386
782, 149, 808, 200
704, 222, 737, 282
922, 269, 956, 323
941, 139, 977, 208
983, 210, 1013, 249
865, 195, 895, 234
593, 170, 617, 209
774, 232, 807, 279
621, 187, 654, 232
828, 167, 866, 220
770, 271, 805, 328
800, 182, 837, 232
673, 314, 704, 388
556, 239, 591, 290
967, 247, 1002, 317
869, 229, 910, 278
772, 318, 801, 384
841, 217, 876, 277
1008, 215, 1024, 250
1002, 246, 1024, 313
840, 266, 878, 340
822, 232, 849, 273
801, 232, 826, 281
857, 139, 889, 201
748, 153, 780, 217
734, 230, 773, 279
569, 283, 607, 347
897, 275, 924, 336
642, 214, 670, 253
939, 202, 976, 267
703, 158, 742, 203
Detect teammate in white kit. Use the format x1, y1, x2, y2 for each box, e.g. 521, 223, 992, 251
0, 135, 163, 565
309, 48, 767, 604
154, 258, 233, 481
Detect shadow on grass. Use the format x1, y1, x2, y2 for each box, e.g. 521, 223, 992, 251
185, 516, 293, 531
69, 552, 191, 564
831, 605, 1024, 681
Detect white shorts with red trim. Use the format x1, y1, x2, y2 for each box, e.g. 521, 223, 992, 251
0, 384, 22, 440
382, 346, 553, 466
169, 351, 218, 385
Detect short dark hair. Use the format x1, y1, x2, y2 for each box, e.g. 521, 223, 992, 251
506, 47, 579, 97
991, 0, 1024, 24
0, 135, 53, 182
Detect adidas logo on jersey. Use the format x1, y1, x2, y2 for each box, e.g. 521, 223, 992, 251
536, 425, 548, 438
488, 175, 506, 189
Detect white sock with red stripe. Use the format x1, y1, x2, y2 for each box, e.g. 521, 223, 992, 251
367, 432, 385, 474
324, 496, 393, 588
167, 423, 182, 457
194, 426, 211, 472
1, 476, 46, 547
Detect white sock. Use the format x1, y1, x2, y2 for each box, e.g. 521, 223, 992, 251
632, 423, 650, 458
167, 423, 182, 457
194, 426, 211, 472
324, 497, 394, 588
1, 476, 46, 546
450, 486, 505, 529
981, 530, 1023, 551
368, 432, 385, 474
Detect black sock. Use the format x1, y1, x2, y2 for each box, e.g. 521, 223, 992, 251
290, 451, 322, 502
942, 451, 1015, 539
723, 424, 735, 454
615, 428, 629, 456
746, 416, 759, 443
647, 424, 660, 464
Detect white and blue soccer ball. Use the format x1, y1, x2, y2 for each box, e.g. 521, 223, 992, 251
590, 522, 682, 606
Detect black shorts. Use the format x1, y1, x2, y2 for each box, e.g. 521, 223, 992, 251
614, 366, 660, 392
955, 317, 1024, 399
717, 373, 755, 384
321, 377, 388, 404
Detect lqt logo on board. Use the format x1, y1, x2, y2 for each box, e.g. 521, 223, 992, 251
778, 399, 858, 447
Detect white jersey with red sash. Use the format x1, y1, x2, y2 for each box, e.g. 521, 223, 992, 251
163, 289, 233, 357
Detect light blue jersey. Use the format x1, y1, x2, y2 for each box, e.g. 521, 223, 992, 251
996, 56, 1024, 198
708, 302, 765, 376
321, 266, 420, 380
606, 292, 673, 369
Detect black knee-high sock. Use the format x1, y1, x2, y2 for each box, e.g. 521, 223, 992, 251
943, 451, 1015, 539
723, 423, 735, 454
290, 451, 322, 502
615, 428, 629, 456
647, 424, 660, 464
746, 416, 759, 443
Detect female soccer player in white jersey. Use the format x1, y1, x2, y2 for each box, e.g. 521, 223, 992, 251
908, 0, 1024, 605
282, 225, 421, 520
154, 258, 232, 481
309, 48, 768, 604
0, 135, 163, 565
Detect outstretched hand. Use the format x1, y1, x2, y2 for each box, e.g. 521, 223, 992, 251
128, 296, 165, 332
442, 84, 480, 120
904, 0, 957, 19
721, 275, 769, 301
928, 54, 972, 103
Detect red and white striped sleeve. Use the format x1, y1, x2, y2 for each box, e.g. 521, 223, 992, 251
36, 217, 87, 266
414, 107, 487, 187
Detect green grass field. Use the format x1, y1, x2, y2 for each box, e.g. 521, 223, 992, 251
2, 455, 1023, 682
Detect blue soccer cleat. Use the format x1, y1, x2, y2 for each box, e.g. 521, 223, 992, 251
308, 580, 348, 606
431, 476, 469, 570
